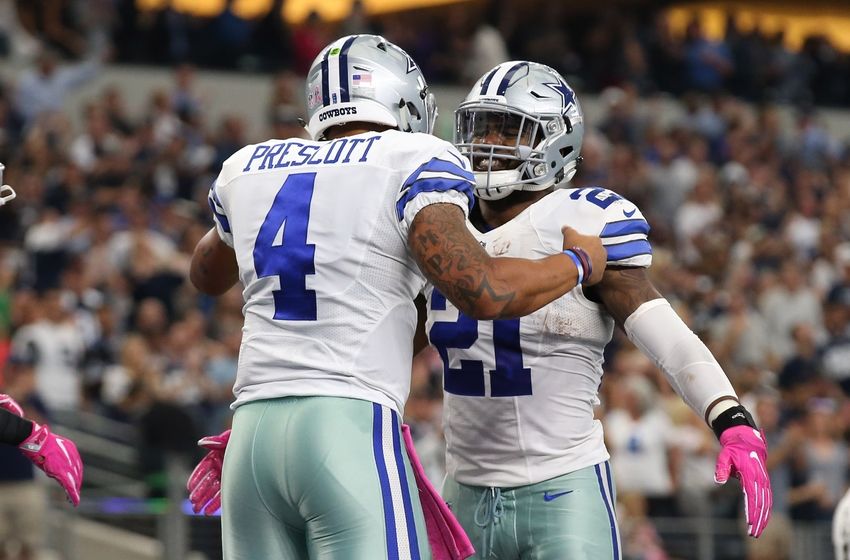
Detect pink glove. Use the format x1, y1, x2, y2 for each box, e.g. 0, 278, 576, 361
714, 426, 772, 537
21, 423, 84, 506
187, 429, 230, 515
0, 394, 83, 506
0, 394, 24, 416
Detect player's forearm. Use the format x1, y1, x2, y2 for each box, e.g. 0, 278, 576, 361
481, 254, 579, 319
624, 298, 738, 421
190, 228, 239, 296
409, 204, 578, 320
0, 408, 33, 446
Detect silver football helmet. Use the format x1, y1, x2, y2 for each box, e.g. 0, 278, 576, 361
455, 61, 584, 200
305, 35, 437, 141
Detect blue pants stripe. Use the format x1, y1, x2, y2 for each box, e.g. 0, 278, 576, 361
372, 403, 399, 560
595, 462, 621, 560
390, 412, 421, 560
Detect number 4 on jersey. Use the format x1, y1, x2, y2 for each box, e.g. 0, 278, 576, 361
253, 172, 317, 321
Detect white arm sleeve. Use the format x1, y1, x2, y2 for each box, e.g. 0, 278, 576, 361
624, 298, 737, 421
834, 490, 850, 560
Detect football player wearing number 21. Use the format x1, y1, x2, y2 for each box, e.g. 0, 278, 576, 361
184, 36, 609, 560
422, 61, 773, 560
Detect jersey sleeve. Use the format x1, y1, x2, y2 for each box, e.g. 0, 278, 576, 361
207, 180, 234, 248
598, 193, 652, 268
395, 142, 475, 239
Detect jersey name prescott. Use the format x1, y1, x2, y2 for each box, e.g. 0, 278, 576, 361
209, 130, 473, 414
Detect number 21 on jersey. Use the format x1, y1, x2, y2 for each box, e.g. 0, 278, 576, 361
429, 290, 532, 397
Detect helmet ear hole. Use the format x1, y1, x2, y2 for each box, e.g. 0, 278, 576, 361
405, 101, 421, 120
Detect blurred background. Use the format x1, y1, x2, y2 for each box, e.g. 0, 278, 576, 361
0, 0, 849, 558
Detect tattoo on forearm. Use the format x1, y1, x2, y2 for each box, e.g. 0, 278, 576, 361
410, 204, 515, 315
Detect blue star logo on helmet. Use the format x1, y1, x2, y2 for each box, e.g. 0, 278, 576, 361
542, 80, 576, 109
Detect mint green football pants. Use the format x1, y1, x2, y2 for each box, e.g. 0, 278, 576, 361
220, 396, 431, 560
442, 462, 621, 560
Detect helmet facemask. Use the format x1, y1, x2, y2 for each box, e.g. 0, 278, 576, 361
455, 105, 574, 201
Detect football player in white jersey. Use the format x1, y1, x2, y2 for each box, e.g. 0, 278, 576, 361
183, 37, 608, 560
424, 61, 773, 560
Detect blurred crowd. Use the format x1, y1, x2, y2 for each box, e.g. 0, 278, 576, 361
0, 1, 849, 559
1, 0, 848, 108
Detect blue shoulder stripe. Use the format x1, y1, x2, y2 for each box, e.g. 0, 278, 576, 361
396, 178, 474, 221
210, 186, 225, 210
606, 239, 652, 261
446, 150, 469, 170
600, 219, 650, 238
208, 197, 231, 233
403, 157, 474, 187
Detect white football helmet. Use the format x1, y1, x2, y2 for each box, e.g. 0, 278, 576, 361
305, 35, 437, 141
455, 61, 584, 200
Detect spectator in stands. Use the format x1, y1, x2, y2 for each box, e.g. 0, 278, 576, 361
14, 48, 102, 127
674, 165, 722, 265
10, 289, 86, 413
683, 18, 733, 93
760, 261, 824, 360
709, 291, 776, 373
789, 399, 846, 522
605, 368, 680, 519
819, 291, 850, 395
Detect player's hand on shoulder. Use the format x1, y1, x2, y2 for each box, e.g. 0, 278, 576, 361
561, 227, 607, 286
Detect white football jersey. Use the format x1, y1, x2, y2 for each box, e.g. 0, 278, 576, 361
426, 187, 652, 487
210, 130, 474, 414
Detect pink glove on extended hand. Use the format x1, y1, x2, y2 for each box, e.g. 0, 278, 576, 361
187, 429, 230, 515
0, 394, 24, 416
714, 426, 772, 537
0, 394, 83, 506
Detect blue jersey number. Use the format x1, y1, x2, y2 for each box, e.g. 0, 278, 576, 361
253, 172, 317, 321
429, 290, 532, 397
569, 187, 622, 209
